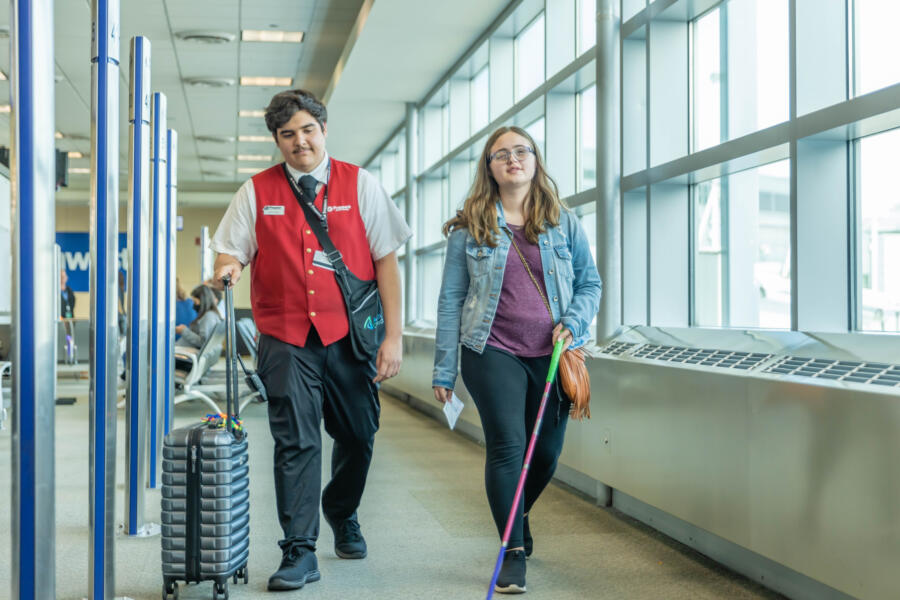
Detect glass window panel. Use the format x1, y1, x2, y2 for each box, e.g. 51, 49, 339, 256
692, 0, 789, 151
578, 0, 596, 55
516, 14, 545, 101
855, 0, 900, 96
579, 85, 597, 190
419, 250, 445, 324
693, 8, 721, 151
420, 177, 445, 247
423, 105, 444, 169
858, 127, 900, 332
471, 66, 490, 133
693, 160, 791, 329
525, 117, 545, 158
578, 206, 598, 338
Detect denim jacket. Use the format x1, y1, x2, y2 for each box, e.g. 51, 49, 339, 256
432, 202, 603, 389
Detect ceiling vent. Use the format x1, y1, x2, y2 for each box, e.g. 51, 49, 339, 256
185, 77, 236, 88
176, 30, 236, 44
196, 135, 235, 144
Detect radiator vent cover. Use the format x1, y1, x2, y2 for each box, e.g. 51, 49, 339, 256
764, 357, 900, 387
598, 342, 900, 387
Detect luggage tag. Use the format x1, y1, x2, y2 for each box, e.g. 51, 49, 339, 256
312, 249, 335, 272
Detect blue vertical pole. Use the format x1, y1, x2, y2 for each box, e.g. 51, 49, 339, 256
164, 129, 178, 436
148, 92, 167, 489
125, 36, 152, 536
90, 0, 120, 597
11, 0, 56, 597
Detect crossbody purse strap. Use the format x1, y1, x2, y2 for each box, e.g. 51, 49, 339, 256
504, 229, 554, 324
282, 164, 352, 280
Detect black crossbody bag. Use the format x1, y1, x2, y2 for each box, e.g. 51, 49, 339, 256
284, 165, 384, 363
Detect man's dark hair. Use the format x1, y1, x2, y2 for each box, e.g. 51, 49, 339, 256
264, 89, 327, 135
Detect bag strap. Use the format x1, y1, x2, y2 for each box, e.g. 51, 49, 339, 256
282, 164, 352, 285
504, 229, 554, 324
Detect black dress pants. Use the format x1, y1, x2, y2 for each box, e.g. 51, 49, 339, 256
460, 345, 570, 549
257, 327, 380, 552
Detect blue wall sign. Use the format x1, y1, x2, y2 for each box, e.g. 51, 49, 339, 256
56, 232, 128, 292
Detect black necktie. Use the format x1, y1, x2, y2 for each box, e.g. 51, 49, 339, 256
299, 175, 318, 203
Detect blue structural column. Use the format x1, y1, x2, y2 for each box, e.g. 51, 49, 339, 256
148, 92, 167, 489
125, 36, 153, 536
11, 0, 57, 597
164, 129, 178, 436
90, 0, 121, 597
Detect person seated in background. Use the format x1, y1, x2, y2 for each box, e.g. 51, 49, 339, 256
203, 277, 226, 318
60, 269, 75, 319
175, 284, 222, 349
174, 278, 198, 340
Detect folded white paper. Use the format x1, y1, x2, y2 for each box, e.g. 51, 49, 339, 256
442, 392, 464, 430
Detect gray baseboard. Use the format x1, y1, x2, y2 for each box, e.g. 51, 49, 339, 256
385, 386, 856, 600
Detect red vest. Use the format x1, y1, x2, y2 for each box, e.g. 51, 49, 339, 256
250, 159, 374, 348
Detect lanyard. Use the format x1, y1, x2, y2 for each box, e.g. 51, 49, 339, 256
294, 159, 331, 231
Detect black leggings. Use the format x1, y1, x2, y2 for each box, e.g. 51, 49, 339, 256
460, 345, 570, 549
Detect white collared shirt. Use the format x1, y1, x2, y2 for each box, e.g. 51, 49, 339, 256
211, 151, 412, 264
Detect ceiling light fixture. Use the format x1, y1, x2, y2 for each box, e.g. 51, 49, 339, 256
237, 167, 261, 174
68, 151, 83, 159
55, 131, 64, 139
237, 154, 271, 161
240, 76, 292, 87
0, 71, 6, 81
184, 77, 236, 88
0, 105, 10, 113
69, 167, 91, 174
239, 109, 266, 118
196, 135, 236, 144
176, 30, 236, 44
241, 30, 304, 43
238, 135, 271, 143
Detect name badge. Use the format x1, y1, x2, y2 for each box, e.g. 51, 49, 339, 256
312, 250, 335, 272
263, 205, 285, 216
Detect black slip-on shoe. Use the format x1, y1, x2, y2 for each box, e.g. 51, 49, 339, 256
329, 517, 368, 559
495, 549, 527, 594
267, 546, 321, 591
524, 515, 533, 558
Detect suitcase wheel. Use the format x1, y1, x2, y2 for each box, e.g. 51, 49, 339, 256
233, 566, 249, 585
213, 581, 229, 600
162, 580, 178, 600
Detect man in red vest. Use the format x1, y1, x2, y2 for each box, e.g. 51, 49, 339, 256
212, 89, 411, 592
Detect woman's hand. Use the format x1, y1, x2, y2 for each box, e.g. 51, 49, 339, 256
552, 323, 573, 351
175, 324, 186, 334
433, 386, 453, 404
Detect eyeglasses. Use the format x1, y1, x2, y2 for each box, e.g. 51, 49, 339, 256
488, 145, 535, 164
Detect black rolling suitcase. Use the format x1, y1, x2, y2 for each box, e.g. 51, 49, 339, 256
162, 276, 250, 600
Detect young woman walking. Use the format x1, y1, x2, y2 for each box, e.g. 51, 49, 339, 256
432, 126, 602, 594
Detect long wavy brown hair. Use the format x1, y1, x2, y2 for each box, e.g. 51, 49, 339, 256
442, 126, 564, 247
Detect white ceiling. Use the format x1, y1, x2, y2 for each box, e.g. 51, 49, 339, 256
326, 0, 512, 166
0, 0, 511, 205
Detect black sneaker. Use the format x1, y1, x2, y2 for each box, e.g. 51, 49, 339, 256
330, 517, 368, 559
267, 546, 321, 591
495, 549, 526, 594
523, 515, 533, 558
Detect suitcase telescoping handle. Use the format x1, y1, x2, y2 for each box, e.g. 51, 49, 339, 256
222, 274, 240, 432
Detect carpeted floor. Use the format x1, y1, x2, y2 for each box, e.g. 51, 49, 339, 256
0, 383, 784, 600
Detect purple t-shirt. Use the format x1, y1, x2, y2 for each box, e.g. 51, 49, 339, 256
486, 224, 555, 357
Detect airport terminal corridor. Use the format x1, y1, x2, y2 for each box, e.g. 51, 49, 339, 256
0, 391, 780, 600
2, 0, 899, 598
